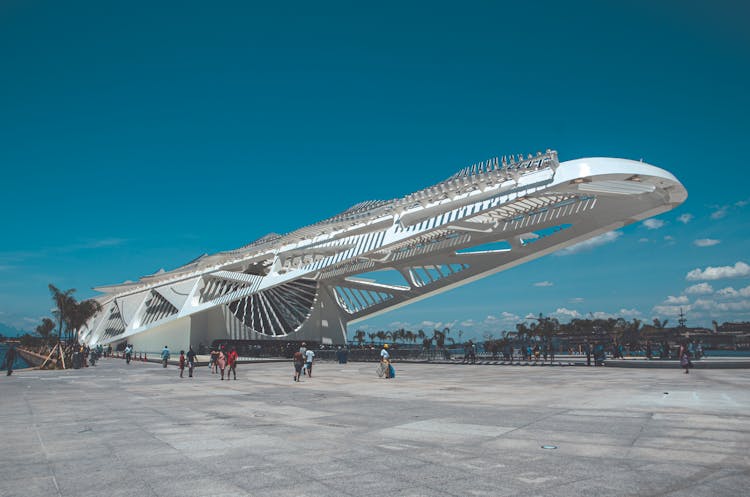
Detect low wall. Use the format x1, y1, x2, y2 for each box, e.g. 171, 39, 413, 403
17, 348, 48, 368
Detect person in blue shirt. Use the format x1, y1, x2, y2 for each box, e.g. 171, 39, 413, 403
161, 345, 170, 368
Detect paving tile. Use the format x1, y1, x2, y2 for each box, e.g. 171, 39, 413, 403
0, 360, 748, 497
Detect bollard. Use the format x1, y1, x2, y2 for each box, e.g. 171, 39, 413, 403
144, 353, 148, 362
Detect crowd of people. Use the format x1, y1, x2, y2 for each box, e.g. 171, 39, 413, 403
4, 335, 709, 380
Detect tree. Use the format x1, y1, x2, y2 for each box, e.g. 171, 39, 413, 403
68, 299, 102, 343
353, 330, 366, 346
49, 284, 76, 342
515, 322, 531, 341
620, 318, 643, 349
432, 329, 445, 348
653, 318, 669, 329
36, 318, 56, 345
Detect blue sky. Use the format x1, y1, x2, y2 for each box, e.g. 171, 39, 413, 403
1, 1, 749, 337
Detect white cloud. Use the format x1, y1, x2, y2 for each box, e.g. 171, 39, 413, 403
552, 307, 581, 319
736, 199, 749, 208
460, 319, 476, 327
692, 298, 750, 312
717, 287, 738, 298
664, 295, 689, 304
710, 206, 729, 220
652, 304, 690, 316
677, 213, 694, 224
643, 219, 665, 230
638, 238, 649, 243
664, 235, 675, 243
618, 308, 642, 318
590, 311, 614, 320
533, 281, 553, 287
483, 315, 498, 323
686, 261, 750, 281
685, 283, 714, 295
556, 231, 622, 256
693, 238, 720, 247
717, 286, 750, 298
569, 297, 585, 304
419, 320, 439, 329
500, 312, 520, 322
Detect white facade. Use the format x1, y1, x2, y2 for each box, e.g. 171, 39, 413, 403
80, 151, 687, 351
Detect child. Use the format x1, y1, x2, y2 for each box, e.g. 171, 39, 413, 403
179, 350, 186, 378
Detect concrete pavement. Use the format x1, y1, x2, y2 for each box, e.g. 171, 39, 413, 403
1, 357, 749, 496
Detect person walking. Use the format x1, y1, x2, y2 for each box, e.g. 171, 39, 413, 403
299, 342, 308, 376
217, 348, 227, 380
304, 348, 315, 378
186, 346, 197, 378
161, 345, 170, 368
679, 342, 692, 374
584, 340, 591, 366
4, 344, 17, 376
380, 343, 391, 379
178, 350, 186, 378
125, 344, 133, 364
226, 347, 238, 380
293, 350, 304, 382
209, 348, 219, 374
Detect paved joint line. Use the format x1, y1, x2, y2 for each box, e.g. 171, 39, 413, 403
24, 393, 63, 497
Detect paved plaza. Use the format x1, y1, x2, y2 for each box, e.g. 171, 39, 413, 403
1, 358, 749, 497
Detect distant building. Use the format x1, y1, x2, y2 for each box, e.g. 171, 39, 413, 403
79, 152, 686, 352
718, 322, 750, 333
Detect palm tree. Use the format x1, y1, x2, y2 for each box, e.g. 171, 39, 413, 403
49, 284, 76, 342
68, 299, 102, 343
653, 318, 669, 329
432, 329, 445, 348
36, 318, 56, 346
353, 330, 366, 346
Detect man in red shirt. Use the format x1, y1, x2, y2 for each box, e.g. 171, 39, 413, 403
226, 347, 239, 380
